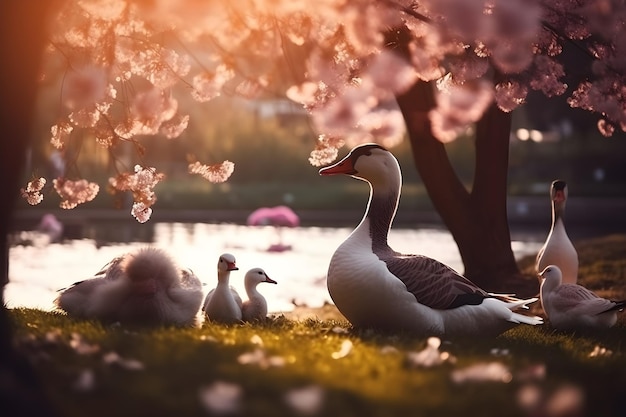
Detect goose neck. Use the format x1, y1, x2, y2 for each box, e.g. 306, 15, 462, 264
551, 200, 566, 224
364, 184, 399, 251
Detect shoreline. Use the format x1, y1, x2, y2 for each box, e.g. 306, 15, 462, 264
11, 196, 626, 226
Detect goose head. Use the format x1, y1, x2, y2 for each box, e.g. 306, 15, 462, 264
244, 268, 277, 291
539, 265, 563, 287
217, 253, 238, 283
319, 143, 401, 191
550, 180, 568, 213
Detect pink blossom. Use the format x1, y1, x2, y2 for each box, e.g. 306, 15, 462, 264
21, 178, 47, 206
495, 81, 528, 112
529, 56, 567, 97
354, 109, 406, 149
191, 65, 234, 103
53, 178, 99, 209
109, 166, 165, 223
597, 119, 615, 137
408, 40, 446, 82
188, 161, 235, 183
62, 66, 109, 110
312, 78, 378, 135
286, 82, 321, 107
430, 78, 494, 142
50, 122, 74, 150
427, 0, 487, 42
367, 50, 418, 95
159, 114, 190, 139
308, 135, 344, 167
77, 0, 126, 21
131, 202, 153, 224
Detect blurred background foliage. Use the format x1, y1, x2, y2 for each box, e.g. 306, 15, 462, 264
20, 78, 626, 213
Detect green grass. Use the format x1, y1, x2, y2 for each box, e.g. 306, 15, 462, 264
8, 235, 626, 417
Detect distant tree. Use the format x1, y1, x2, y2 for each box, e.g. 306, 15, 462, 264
16, 0, 626, 292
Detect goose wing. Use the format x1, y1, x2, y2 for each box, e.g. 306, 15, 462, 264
383, 254, 489, 309
552, 284, 617, 315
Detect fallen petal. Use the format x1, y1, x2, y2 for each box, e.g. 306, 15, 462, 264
331, 340, 353, 359
284, 385, 325, 415
451, 362, 512, 384
73, 369, 96, 392
199, 381, 242, 415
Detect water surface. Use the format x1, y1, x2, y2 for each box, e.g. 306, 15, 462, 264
6, 223, 544, 314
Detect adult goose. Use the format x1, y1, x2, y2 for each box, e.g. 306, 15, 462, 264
539, 265, 625, 330
319, 143, 542, 338
202, 253, 243, 324
55, 247, 204, 327
536, 180, 578, 284
241, 268, 277, 322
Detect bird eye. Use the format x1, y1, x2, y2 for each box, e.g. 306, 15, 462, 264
257, 271, 263, 275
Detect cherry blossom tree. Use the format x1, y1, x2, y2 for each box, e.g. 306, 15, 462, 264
15, 0, 626, 293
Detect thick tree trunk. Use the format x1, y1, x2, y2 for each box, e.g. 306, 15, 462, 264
1, 2, 60, 416
396, 80, 538, 296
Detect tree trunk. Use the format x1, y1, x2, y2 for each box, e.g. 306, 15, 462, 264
1, 2, 60, 416
395, 80, 538, 296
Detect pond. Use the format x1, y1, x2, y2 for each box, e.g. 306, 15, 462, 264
5, 222, 545, 314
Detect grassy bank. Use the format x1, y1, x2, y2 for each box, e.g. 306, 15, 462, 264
7, 235, 626, 417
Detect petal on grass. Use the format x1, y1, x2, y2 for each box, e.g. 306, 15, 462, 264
284, 385, 325, 416
198, 381, 242, 415
331, 339, 353, 359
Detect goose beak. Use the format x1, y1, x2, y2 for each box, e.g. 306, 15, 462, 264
319, 157, 356, 176
265, 276, 277, 284
227, 262, 238, 271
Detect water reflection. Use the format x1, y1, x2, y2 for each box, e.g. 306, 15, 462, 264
6, 223, 544, 314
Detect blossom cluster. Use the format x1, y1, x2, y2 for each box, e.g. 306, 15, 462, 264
26, 0, 626, 219
108, 165, 165, 223
53, 178, 100, 209
188, 161, 235, 183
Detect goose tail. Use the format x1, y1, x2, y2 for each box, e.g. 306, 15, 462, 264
508, 311, 544, 326
494, 295, 539, 311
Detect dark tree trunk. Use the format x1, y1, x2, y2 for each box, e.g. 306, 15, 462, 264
395, 80, 538, 296
1, 2, 60, 416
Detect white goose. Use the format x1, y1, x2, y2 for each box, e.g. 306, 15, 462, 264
535, 179, 578, 284
54, 247, 203, 327
539, 265, 625, 330
319, 143, 542, 338
241, 268, 277, 322
202, 253, 243, 324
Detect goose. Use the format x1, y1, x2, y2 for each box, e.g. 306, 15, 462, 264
539, 265, 625, 330
535, 180, 578, 284
202, 253, 243, 324
54, 247, 203, 327
319, 143, 542, 338
241, 268, 277, 322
